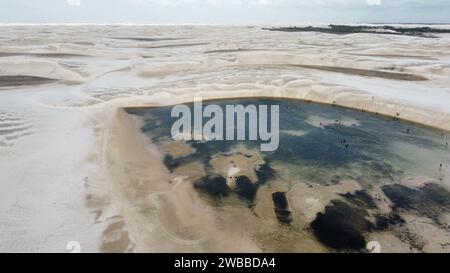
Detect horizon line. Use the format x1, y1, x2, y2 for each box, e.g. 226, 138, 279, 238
1, 22, 450, 26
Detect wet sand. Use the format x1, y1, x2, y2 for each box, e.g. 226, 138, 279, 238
96, 109, 263, 252
163, 142, 194, 159
0, 75, 57, 87
292, 65, 428, 81
141, 43, 209, 49
0, 52, 89, 58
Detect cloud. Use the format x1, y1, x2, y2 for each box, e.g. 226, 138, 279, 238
366, 0, 381, 6
132, 0, 358, 6
67, 0, 82, 6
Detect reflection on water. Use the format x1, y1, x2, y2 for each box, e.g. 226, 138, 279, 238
126, 98, 450, 252
128, 98, 449, 187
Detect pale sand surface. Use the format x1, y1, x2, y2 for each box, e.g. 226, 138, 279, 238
98, 109, 262, 252
0, 25, 449, 252
210, 150, 263, 186
163, 142, 194, 159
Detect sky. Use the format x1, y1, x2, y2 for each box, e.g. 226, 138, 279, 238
0, 0, 449, 24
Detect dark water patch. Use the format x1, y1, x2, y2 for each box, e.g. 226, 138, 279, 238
272, 192, 289, 209
112, 37, 190, 42
73, 42, 95, 46
191, 158, 275, 205
204, 48, 272, 54
347, 53, 436, 60
272, 192, 293, 224
382, 183, 450, 225
375, 213, 406, 231
341, 190, 377, 209
255, 162, 276, 185
193, 175, 230, 198
163, 154, 180, 172
274, 208, 293, 224
162, 149, 208, 173
0, 76, 57, 87
188, 140, 235, 159
235, 176, 258, 202
125, 107, 154, 115
292, 64, 427, 81
374, 214, 425, 251
310, 200, 374, 251
142, 43, 209, 49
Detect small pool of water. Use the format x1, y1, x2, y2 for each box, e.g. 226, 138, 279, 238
126, 98, 450, 252
128, 98, 450, 188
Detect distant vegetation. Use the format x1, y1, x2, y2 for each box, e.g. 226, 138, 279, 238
265, 24, 450, 37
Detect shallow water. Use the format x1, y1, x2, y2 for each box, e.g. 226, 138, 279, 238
126, 98, 450, 252
128, 98, 450, 189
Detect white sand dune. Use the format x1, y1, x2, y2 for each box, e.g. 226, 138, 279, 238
0, 25, 450, 252
0, 59, 86, 84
